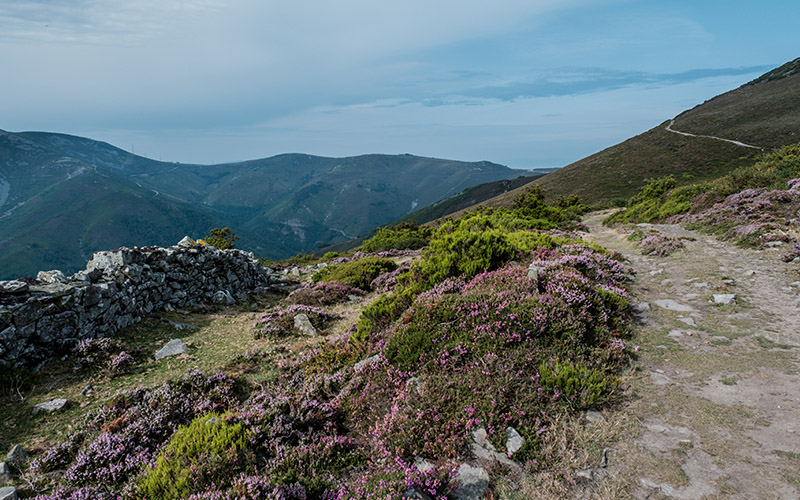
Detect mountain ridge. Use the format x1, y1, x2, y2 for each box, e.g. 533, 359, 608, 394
0, 130, 525, 279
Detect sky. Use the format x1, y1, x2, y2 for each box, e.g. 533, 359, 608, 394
0, 0, 798, 169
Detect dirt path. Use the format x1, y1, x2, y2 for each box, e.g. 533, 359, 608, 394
582, 211, 800, 499
665, 120, 763, 150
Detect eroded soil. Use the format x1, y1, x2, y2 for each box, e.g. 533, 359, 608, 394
582, 211, 800, 499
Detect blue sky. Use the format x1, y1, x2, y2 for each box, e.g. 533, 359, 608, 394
0, 0, 797, 168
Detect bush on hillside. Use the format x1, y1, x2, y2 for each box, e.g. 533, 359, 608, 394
205, 227, 239, 250
359, 222, 432, 252
312, 256, 397, 290
137, 413, 254, 500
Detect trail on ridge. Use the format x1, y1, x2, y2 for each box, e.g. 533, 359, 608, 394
582, 211, 800, 499
665, 119, 763, 150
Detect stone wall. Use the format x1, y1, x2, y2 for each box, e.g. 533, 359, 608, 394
0, 238, 281, 367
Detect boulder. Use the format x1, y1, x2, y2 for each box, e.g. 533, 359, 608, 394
212, 290, 235, 305
294, 313, 317, 337
712, 293, 737, 305
33, 398, 69, 416
505, 427, 524, 455
155, 339, 189, 360
5, 445, 27, 466
37, 270, 67, 284
526, 264, 540, 281
0, 486, 16, 500
452, 464, 489, 500
177, 236, 197, 248
0, 462, 10, 482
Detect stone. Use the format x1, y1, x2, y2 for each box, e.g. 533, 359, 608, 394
33, 398, 69, 415
667, 329, 683, 339
585, 410, 606, 424
80, 385, 93, 396
452, 464, 489, 500
177, 236, 196, 248
0, 281, 28, 294
654, 299, 694, 312
168, 321, 199, 331
575, 468, 594, 482
212, 290, 235, 305
0, 487, 16, 500
293, 313, 317, 337
414, 457, 435, 473
527, 264, 540, 281
600, 448, 611, 468
505, 427, 524, 455
403, 487, 432, 500
5, 445, 27, 466
155, 339, 189, 359
634, 301, 651, 313
678, 316, 697, 327
712, 293, 737, 305
0, 462, 10, 482
37, 270, 67, 284
353, 354, 381, 373
650, 372, 671, 385
470, 428, 517, 467
291, 267, 301, 277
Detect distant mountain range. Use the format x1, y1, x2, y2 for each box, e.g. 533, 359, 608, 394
475, 57, 800, 209
0, 132, 527, 279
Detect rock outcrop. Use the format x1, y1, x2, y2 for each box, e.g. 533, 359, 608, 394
0, 239, 282, 366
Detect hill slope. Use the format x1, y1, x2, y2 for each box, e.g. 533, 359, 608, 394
473, 57, 800, 210
0, 131, 522, 279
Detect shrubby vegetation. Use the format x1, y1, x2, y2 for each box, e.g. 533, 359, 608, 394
607, 143, 800, 255
204, 227, 239, 250
29, 187, 633, 500
312, 256, 398, 291
359, 222, 432, 252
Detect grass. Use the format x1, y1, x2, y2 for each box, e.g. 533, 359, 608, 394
0, 297, 284, 454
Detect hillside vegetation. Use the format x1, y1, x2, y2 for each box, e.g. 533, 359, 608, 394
605, 142, 800, 260
465, 58, 800, 210
2, 187, 635, 499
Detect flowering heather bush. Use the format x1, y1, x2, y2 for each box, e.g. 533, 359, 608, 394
35, 370, 240, 496
286, 281, 365, 307
670, 185, 799, 248
253, 304, 339, 338
369, 264, 410, 293
72, 337, 118, 371
32, 487, 111, 500
638, 234, 685, 257
343, 245, 631, 463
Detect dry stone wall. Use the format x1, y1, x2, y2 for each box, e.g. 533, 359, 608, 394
0, 238, 281, 367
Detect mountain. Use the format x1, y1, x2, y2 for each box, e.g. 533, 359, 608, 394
471, 57, 800, 210
0, 131, 523, 279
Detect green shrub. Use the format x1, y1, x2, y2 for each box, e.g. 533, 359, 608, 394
204, 227, 238, 250
138, 413, 254, 500
538, 360, 615, 410
359, 223, 432, 252
312, 256, 398, 290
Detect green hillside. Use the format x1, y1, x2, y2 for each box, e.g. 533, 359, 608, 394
0, 132, 522, 279
472, 57, 800, 210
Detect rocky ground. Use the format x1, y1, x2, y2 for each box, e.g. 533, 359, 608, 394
583, 211, 800, 499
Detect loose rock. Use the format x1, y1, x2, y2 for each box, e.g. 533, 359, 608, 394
0, 486, 16, 500
155, 339, 189, 359
293, 313, 317, 337
32, 398, 69, 416
5, 446, 27, 466
452, 464, 489, 500
212, 290, 235, 305
505, 427, 524, 455
0, 462, 10, 482
712, 293, 737, 305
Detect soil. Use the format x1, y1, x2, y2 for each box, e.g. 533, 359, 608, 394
581, 211, 800, 499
